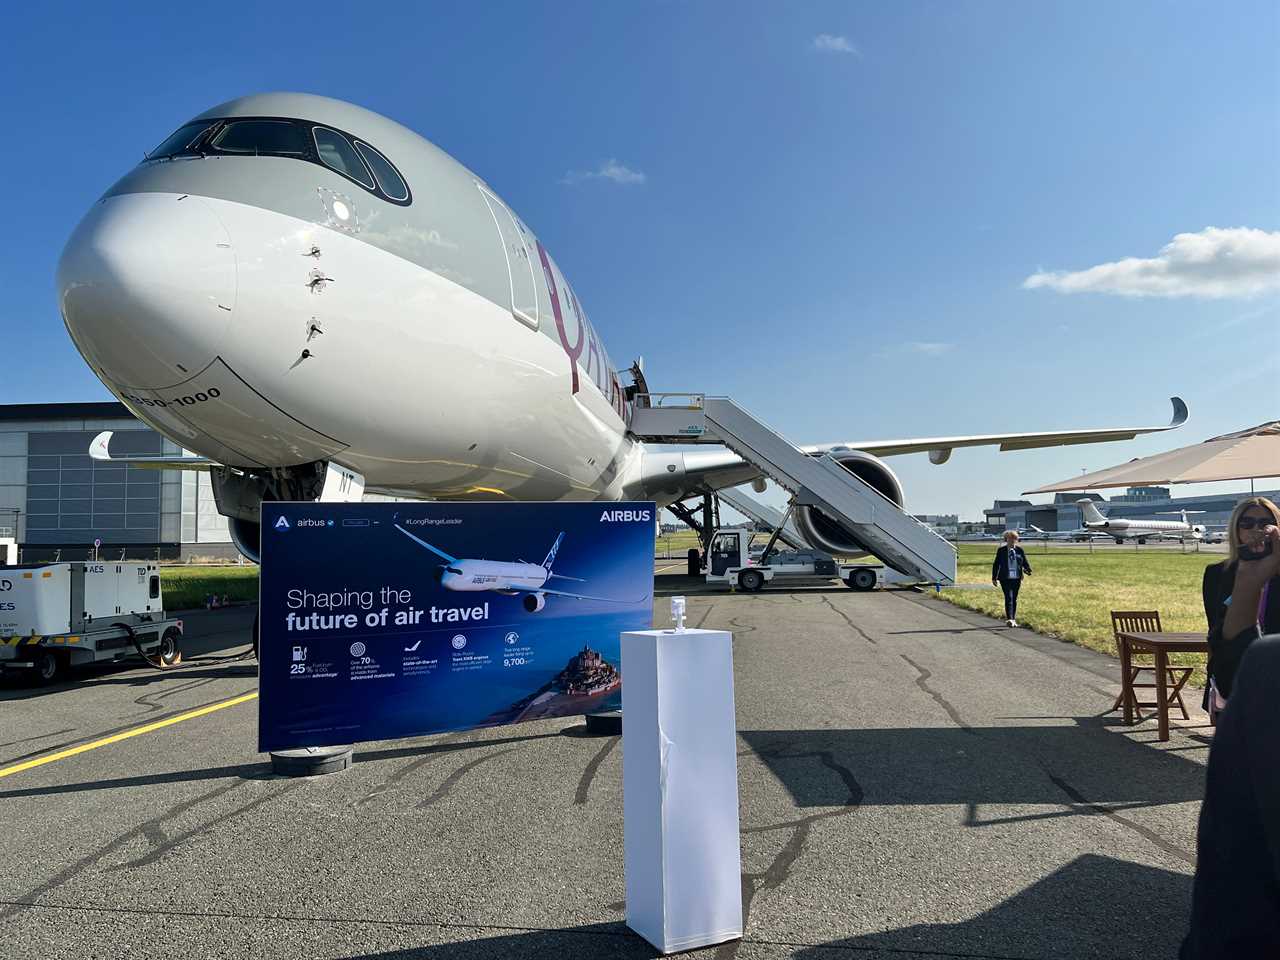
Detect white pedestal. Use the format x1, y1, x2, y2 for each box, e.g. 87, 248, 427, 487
622, 628, 742, 953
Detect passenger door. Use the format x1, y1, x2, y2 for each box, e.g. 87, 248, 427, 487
478, 185, 539, 330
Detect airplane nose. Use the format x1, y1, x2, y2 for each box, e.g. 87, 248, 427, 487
57, 193, 236, 390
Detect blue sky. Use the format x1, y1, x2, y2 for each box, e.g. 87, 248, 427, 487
3, 2, 1277, 519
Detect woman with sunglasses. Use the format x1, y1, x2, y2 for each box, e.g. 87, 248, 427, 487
1201, 496, 1280, 715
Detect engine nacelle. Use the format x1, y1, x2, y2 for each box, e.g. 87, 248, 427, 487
229, 516, 262, 565
523, 592, 547, 613
793, 450, 905, 557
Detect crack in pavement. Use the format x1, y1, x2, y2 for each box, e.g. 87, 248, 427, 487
574, 736, 618, 805
0, 728, 76, 753
715, 746, 864, 959
416, 749, 515, 810
0, 778, 250, 919
899, 654, 1194, 865
820, 595, 878, 644
132, 675, 219, 715
900, 654, 974, 733
694, 602, 716, 629
110, 782, 302, 871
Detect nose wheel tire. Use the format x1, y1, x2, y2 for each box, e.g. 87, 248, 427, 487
738, 570, 765, 593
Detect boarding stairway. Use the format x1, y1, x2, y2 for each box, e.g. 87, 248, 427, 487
716, 486, 809, 551
630, 395, 957, 584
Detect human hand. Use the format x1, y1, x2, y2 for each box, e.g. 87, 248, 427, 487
1237, 525, 1280, 583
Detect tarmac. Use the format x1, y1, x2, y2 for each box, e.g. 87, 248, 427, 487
0, 570, 1210, 959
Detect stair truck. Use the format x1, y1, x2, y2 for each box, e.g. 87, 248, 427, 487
702, 528, 924, 593
0, 562, 183, 683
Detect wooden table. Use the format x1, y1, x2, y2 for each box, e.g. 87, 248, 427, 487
1117, 631, 1210, 741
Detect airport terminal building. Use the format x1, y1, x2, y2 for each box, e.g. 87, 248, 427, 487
983, 485, 1279, 534
0, 402, 234, 562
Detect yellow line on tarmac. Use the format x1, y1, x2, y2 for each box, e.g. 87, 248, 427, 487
0, 692, 258, 780
655, 563, 683, 573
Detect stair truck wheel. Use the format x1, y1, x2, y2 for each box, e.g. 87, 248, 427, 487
158, 627, 182, 666
848, 568, 878, 592
739, 569, 765, 593
33, 649, 63, 685
687, 548, 701, 578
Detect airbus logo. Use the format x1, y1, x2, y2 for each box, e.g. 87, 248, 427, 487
600, 509, 652, 522
274, 516, 290, 531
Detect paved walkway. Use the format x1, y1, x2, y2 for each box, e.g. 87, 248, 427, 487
0, 589, 1207, 959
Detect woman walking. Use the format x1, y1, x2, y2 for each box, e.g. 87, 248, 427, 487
991, 530, 1032, 627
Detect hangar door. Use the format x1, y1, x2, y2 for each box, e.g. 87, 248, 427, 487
1026, 508, 1059, 531
478, 185, 539, 330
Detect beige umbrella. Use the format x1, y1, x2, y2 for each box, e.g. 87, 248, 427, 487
1024, 420, 1280, 494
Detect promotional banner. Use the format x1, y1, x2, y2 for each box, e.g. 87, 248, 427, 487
258, 501, 656, 751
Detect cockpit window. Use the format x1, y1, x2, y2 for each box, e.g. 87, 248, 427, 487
149, 121, 213, 159
313, 127, 375, 189
211, 120, 308, 156
354, 141, 410, 202
141, 115, 411, 206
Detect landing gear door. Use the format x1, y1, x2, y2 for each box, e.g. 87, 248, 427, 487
478, 185, 539, 330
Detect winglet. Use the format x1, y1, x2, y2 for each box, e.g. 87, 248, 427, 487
90, 431, 113, 461
1168, 396, 1189, 429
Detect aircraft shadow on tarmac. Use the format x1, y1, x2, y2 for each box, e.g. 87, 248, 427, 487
740, 723, 1206, 817
0, 661, 259, 702
790, 854, 1192, 960
312, 855, 1190, 960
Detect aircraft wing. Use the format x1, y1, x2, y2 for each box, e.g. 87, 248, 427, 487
89, 431, 214, 470
537, 587, 635, 604
394, 524, 460, 564
798, 397, 1188, 463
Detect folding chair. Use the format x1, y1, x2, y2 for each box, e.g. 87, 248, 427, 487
1110, 611, 1194, 721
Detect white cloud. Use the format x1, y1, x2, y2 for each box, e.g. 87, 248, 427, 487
1023, 227, 1280, 299
813, 34, 860, 56
560, 159, 646, 186
906, 341, 954, 356
878, 341, 955, 358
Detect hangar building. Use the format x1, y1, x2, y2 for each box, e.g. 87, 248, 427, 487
0, 401, 235, 563
984, 486, 1280, 534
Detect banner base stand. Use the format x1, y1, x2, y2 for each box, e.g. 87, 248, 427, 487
584, 710, 622, 736
271, 745, 353, 777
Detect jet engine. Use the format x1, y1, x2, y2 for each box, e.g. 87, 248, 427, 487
792, 450, 905, 557
523, 592, 547, 613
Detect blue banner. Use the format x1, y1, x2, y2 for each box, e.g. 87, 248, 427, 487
258, 501, 656, 751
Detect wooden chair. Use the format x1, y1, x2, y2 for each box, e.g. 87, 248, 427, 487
1110, 611, 1194, 721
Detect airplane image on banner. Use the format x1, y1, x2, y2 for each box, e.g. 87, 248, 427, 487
394, 524, 630, 613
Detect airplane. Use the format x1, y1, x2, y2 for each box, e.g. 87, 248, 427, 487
58, 92, 1189, 565
393, 524, 629, 612
1076, 499, 1206, 544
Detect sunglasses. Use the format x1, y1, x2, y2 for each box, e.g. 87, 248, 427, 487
1237, 515, 1274, 530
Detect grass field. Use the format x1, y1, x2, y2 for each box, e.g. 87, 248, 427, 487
161, 565, 260, 610
936, 544, 1219, 685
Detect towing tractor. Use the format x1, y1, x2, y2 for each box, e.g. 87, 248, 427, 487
0, 562, 183, 683
701, 528, 925, 593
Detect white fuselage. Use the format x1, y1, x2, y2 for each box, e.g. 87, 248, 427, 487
1083, 518, 1202, 540
442, 560, 549, 593
60, 191, 640, 503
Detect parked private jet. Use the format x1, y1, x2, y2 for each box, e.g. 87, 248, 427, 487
394, 524, 628, 612
60, 92, 1188, 564
1076, 500, 1206, 544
